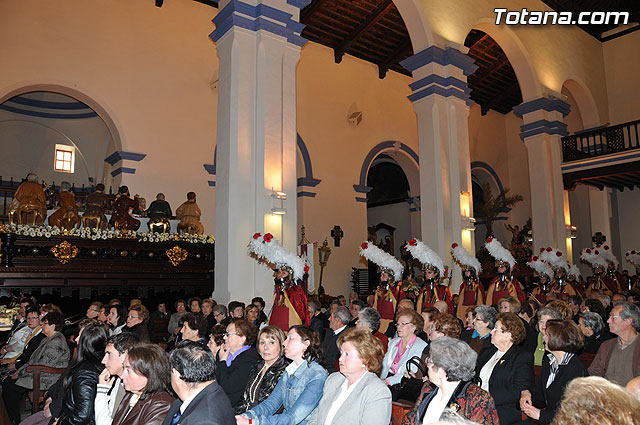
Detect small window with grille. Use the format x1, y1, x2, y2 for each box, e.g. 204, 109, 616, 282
54, 145, 75, 173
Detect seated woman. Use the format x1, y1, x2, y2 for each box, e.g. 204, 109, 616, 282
235, 326, 290, 414
207, 324, 227, 360
428, 313, 462, 341
356, 307, 388, 352
308, 329, 391, 425
111, 344, 175, 425
2, 311, 71, 425
380, 308, 428, 393
461, 305, 496, 355
54, 322, 108, 425
236, 326, 328, 425
124, 305, 150, 342
402, 337, 499, 425
216, 319, 260, 407
578, 311, 611, 354
475, 312, 534, 425
245, 304, 261, 327
108, 304, 128, 336
180, 312, 209, 346
519, 320, 588, 424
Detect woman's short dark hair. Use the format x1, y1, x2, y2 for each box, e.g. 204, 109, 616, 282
209, 324, 226, 346
75, 322, 108, 366
546, 320, 584, 353
126, 343, 171, 394
432, 314, 462, 339
496, 312, 526, 345
170, 341, 216, 385
182, 312, 208, 339
187, 297, 202, 310
228, 301, 245, 313
229, 318, 257, 346
289, 325, 323, 364
110, 304, 128, 327
42, 311, 65, 331
584, 299, 606, 322
175, 299, 186, 310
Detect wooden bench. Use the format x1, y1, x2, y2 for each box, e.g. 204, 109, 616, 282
25, 365, 66, 414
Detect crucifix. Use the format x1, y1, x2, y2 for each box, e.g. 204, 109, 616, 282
331, 225, 344, 247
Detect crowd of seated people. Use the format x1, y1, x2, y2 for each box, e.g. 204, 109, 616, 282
0, 286, 638, 425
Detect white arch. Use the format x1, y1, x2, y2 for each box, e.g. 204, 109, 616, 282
468, 19, 543, 102
561, 78, 601, 128
392, 0, 436, 52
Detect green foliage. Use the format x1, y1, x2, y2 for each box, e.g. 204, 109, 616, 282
477, 182, 523, 237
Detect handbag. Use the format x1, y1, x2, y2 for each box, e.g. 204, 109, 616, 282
389, 355, 428, 403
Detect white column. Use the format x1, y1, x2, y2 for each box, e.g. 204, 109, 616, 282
211, 0, 308, 304
514, 98, 571, 253
400, 45, 477, 286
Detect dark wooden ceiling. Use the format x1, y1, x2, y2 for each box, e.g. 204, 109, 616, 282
563, 161, 640, 191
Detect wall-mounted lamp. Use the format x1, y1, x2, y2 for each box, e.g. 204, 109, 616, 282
271, 189, 287, 215
460, 191, 475, 230
566, 225, 578, 239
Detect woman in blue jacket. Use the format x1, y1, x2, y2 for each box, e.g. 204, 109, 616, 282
236, 326, 328, 425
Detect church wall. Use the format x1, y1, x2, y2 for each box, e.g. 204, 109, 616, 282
603, 31, 640, 125
0, 0, 219, 232
296, 42, 418, 297
367, 203, 413, 259
0, 110, 110, 188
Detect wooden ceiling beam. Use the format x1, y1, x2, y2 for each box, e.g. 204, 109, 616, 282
334, 0, 394, 63
480, 81, 520, 115
301, 0, 331, 22
377, 36, 412, 78
469, 56, 510, 84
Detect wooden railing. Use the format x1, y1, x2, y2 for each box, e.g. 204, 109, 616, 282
0, 177, 116, 223
561, 119, 640, 163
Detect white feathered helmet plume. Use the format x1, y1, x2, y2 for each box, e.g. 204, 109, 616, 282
539, 247, 569, 271
596, 244, 619, 268
567, 263, 581, 278
360, 241, 403, 282
484, 237, 516, 270
405, 238, 445, 276
527, 255, 554, 279
450, 242, 481, 275
626, 250, 640, 268
248, 232, 308, 281
580, 247, 607, 269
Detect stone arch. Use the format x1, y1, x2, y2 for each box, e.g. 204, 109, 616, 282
561, 78, 601, 129
0, 83, 123, 153
355, 141, 420, 202
392, 0, 436, 52
467, 19, 543, 103
296, 134, 322, 197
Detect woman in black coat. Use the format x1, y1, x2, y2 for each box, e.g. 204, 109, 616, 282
235, 326, 291, 414
578, 312, 611, 354
55, 322, 107, 425
519, 320, 588, 424
475, 312, 534, 425
216, 318, 260, 407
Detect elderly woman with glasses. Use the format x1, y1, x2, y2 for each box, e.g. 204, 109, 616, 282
520, 320, 587, 424
402, 337, 499, 425
381, 309, 427, 390
462, 305, 496, 355
475, 312, 533, 425
578, 311, 611, 353
216, 318, 260, 408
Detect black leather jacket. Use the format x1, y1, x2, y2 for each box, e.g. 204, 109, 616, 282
235, 356, 290, 414
55, 361, 103, 425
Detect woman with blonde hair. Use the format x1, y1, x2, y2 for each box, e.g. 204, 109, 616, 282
308, 329, 390, 425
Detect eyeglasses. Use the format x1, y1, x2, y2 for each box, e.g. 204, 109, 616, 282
492, 327, 505, 333
224, 331, 240, 337
397, 321, 413, 327
127, 315, 139, 320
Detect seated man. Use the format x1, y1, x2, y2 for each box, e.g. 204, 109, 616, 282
147, 192, 173, 232
10, 173, 47, 226
108, 186, 140, 231
83, 183, 110, 229
48, 181, 81, 229
176, 192, 204, 235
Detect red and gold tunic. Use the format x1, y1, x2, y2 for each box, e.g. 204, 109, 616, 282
456, 280, 485, 321
417, 283, 454, 314
485, 276, 526, 305
374, 281, 405, 334
268, 281, 309, 331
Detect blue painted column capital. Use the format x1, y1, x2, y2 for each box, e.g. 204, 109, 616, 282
104, 151, 146, 177
210, 0, 308, 47
400, 45, 477, 106
513, 97, 571, 139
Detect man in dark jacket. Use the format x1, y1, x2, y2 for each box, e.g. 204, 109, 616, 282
321, 306, 350, 373
163, 341, 235, 425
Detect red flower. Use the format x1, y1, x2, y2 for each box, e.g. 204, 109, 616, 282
263, 233, 273, 243
451, 243, 458, 249
604, 245, 610, 250
361, 242, 368, 250
540, 248, 545, 253
633, 250, 637, 254
546, 247, 553, 252
586, 249, 592, 254
556, 251, 562, 257
304, 265, 309, 273
486, 237, 493, 243
595, 250, 600, 255
533, 256, 538, 261
252, 232, 261, 240
409, 238, 417, 246
528, 257, 533, 262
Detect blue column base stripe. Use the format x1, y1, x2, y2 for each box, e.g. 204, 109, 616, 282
520, 125, 569, 140
287, 0, 312, 8
297, 191, 316, 197
208, 181, 216, 187
110, 167, 136, 177
355, 197, 368, 203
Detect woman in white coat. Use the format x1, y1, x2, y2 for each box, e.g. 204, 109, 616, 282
380, 309, 427, 388
308, 329, 391, 425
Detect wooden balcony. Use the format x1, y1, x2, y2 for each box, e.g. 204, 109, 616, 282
561, 120, 640, 191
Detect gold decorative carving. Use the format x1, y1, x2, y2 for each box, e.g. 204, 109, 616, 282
51, 240, 79, 264
166, 245, 188, 266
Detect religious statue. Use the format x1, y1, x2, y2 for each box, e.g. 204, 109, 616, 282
108, 186, 140, 231
147, 193, 172, 233
47, 181, 81, 230
9, 173, 47, 226
176, 192, 203, 235
82, 183, 110, 229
